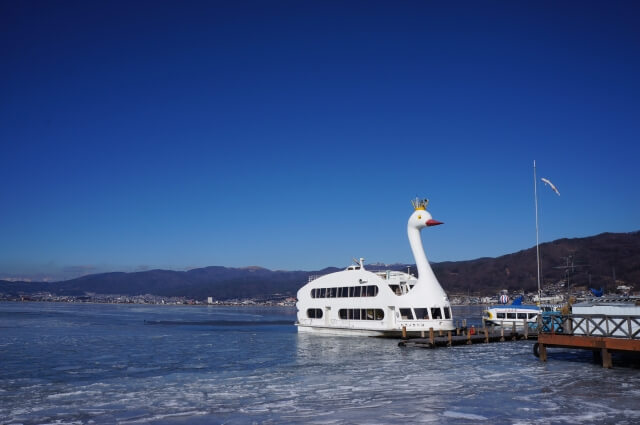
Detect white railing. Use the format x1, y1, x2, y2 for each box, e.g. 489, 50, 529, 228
569, 314, 640, 339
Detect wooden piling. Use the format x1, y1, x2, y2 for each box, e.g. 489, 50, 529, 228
539, 343, 547, 362
429, 327, 435, 345
447, 330, 452, 347
500, 322, 505, 342
511, 321, 517, 341
602, 348, 612, 369
484, 327, 489, 343
402, 326, 407, 339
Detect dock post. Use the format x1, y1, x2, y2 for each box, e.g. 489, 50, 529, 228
524, 320, 529, 339
601, 348, 613, 369
500, 323, 505, 342
511, 321, 517, 341
447, 330, 452, 347
456, 327, 460, 336
439, 329, 443, 337
421, 330, 425, 338
402, 326, 407, 339
429, 327, 435, 346
539, 343, 547, 362
466, 328, 472, 345
462, 319, 467, 334
484, 327, 489, 343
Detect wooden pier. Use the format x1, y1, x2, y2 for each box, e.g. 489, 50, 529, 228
534, 313, 640, 368
398, 321, 536, 348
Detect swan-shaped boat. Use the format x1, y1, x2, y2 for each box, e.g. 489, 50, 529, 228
296, 198, 454, 336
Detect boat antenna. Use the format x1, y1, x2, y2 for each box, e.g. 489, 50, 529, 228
534, 160, 542, 306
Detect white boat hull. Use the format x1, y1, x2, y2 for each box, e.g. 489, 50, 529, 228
296, 321, 455, 337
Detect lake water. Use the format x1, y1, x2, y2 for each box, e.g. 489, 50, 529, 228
1, 302, 639, 424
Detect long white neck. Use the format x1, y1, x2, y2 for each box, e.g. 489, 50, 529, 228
408, 226, 433, 281
407, 225, 445, 297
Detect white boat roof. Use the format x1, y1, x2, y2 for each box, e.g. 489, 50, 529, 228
573, 296, 640, 308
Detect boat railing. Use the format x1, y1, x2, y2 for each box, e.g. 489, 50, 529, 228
372, 270, 413, 280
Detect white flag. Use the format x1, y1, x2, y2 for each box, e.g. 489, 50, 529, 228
541, 178, 560, 196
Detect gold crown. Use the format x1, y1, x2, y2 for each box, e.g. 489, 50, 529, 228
411, 197, 429, 211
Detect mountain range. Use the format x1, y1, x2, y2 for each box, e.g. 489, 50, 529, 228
2, 231, 639, 299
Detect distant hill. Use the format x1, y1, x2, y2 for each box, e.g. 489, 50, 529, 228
1, 231, 638, 298
431, 231, 640, 294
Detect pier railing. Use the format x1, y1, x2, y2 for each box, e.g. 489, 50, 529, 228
538, 314, 640, 340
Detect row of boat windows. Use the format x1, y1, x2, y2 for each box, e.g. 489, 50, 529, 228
310, 285, 378, 298
400, 307, 451, 320
339, 309, 384, 320
494, 312, 538, 319
306, 308, 385, 320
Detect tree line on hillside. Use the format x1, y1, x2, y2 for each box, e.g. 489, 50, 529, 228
1, 231, 638, 299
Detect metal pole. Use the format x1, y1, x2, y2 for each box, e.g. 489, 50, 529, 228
534, 161, 541, 297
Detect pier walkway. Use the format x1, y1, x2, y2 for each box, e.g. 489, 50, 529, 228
398, 322, 536, 348
535, 313, 640, 368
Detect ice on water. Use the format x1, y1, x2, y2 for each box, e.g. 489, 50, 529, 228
1, 302, 640, 424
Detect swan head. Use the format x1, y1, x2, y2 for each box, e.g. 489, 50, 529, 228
408, 209, 443, 230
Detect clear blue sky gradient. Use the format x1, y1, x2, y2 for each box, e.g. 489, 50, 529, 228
2, 1, 639, 280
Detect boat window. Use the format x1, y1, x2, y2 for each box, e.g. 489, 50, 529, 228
528, 313, 537, 319
517, 313, 527, 319
389, 284, 401, 295
307, 308, 323, 319
444, 307, 451, 319
431, 308, 442, 319
497, 312, 505, 319
414, 308, 430, 320
313, 285, 379, 299
400, 308, 414, 320
507, 313, 516, 319
338, 309, 384, 321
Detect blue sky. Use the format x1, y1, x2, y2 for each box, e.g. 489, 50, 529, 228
1, 1, 639, 281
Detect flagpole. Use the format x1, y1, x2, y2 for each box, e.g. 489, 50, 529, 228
534, 160, 541, 305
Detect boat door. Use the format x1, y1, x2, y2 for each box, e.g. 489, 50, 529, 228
389, 306, 397, 328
